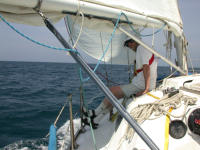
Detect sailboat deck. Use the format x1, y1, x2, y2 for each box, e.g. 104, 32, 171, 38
73, 74, 200, 150
76, 114, 115, 150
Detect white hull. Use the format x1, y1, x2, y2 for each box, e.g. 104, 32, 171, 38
64, 74, 200, 150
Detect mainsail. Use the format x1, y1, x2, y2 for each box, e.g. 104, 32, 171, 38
0, 0, 187, 69
0, 0, 183, 34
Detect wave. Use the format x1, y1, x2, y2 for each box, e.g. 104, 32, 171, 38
2, 119, 81, 150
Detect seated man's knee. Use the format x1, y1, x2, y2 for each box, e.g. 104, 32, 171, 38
109, 86, 115, 92
109, 86, 124, 99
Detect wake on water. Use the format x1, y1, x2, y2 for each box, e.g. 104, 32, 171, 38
2, 119, 81, 150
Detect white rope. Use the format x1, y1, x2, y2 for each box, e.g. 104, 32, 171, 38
54, 103, 67, 127
64, 16, 74, 45
87, 92, 104, 105
156, 70, 177, 84
45, 101, 68, 138
66, 0, 85, 49
124, 92, 197, 141
72, 11, 85, 49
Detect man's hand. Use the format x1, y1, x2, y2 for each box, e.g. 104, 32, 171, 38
135, 89, 148, 97
143, 64, 150, 92
135, 64, 150, 97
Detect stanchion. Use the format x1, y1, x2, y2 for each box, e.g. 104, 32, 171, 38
68, 94, 78, 150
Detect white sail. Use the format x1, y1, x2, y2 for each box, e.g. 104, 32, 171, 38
0, 0, 183, 36
0, 0, 187, 68
67, 15, 137, 65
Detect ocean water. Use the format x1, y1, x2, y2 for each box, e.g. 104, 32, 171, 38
0, 61, 199, 149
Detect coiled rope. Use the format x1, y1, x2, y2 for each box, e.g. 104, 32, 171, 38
115, 92, 197, 150
126, 92, 197, 140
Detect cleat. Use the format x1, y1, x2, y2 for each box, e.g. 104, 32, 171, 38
81, 108, 99, 129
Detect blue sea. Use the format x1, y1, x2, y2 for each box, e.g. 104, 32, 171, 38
0, 61, 199, 149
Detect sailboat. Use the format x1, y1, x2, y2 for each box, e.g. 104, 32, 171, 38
0, 0, 200, 150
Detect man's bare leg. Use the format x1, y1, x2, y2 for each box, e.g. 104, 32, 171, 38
94, 86, 125, 122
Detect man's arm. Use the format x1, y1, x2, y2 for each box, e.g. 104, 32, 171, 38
136, 64, 150, 96
143, 64, 150, 92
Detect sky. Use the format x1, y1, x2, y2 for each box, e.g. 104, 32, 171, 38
0, 0, 199, 67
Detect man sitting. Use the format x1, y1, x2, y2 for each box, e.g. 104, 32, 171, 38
84, 38, 157, 128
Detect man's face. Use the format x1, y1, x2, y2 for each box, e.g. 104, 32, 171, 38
128, 41, 138, 51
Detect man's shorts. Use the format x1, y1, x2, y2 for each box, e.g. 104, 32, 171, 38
120, 83, 142, 97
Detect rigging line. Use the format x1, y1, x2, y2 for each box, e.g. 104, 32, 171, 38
99, 32, 108, 86
64, 13, 82, 51
93, 12, 122, 72
119, 26, 186, 75
87, 92, 104, 105
127, 47, 131, 83
163, 30, 173, 74
110, 37, 113, 86
0, 14, 77, 53
79, 68, 98, 150
89, 65, 120, 86
69, 2, 86, 49
64, 16, 74, 45
45, 99, 68, 138
42, 14, 159, 150
73, 11, 85, 49
167, 31, 173, 73
156, 70, 177, 84
152, 25, 155, 48
79, 64, 111, 150
69, 66, 118, 104
187, 48, 195, 73
54, 103, 67, 127
88, 117, 98, 150
64, 3, 84, 48
121, 12, 166, 37
79, 12, 123, 82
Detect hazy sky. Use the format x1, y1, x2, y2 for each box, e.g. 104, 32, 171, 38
0, 0, 199, 67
